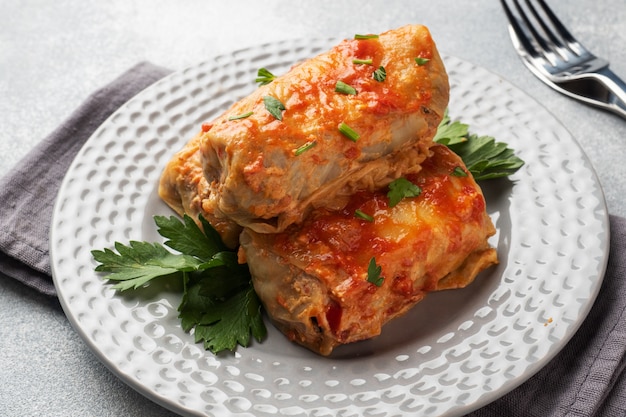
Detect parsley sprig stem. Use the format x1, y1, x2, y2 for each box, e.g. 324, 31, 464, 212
339, 122, 360, 141
256, 67, 276, 85
294, 140, 317, 156
335, 80, 357, 95
354, 34, 379, 40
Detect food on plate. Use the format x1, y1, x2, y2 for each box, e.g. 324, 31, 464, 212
94, 25, 523, 355
240, 144, 497, 355
159, 24, 449, 235
157, 24, 496, 354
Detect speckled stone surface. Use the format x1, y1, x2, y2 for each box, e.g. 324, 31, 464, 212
1, 1, 625, 416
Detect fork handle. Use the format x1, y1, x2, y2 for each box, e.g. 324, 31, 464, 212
554, 70, 626, 120
595, 67, 626, 119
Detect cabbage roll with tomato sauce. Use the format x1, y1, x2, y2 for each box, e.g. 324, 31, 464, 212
158, 132, 242, 249
196, 24, 449, 234
239, 145, 498, 355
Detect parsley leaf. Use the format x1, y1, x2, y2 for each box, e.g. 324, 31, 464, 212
263, 95, 286, 120
367, 257, 384, 286
155, 214, 227, 260
91, 241, 201, 291
435, 110, 525, 181
187, 286, 266, 352
433, 109, 469, 146
387, 178, 422, 207
446, 135, 525, 181
373, 66, 386, 82
92, 214, 267, 354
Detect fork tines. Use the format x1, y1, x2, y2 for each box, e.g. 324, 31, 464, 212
501, 0, 597, 69
502, 0, 626, 118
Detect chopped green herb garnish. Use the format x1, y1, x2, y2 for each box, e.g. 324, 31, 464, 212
435, 109, 525, 181
228, 111, 253, 121
387, 178, 421, 207
352, 58, 373, 65
354, 34, 379, 40
91, 214, 267, 354
354, 209, 374, 222
415, 57, 430, 66
373, 66, 387, 82
452, 166, 468, 177
263, 95, 286, 120
256, 67, 276, 85
294, 140, 317, 156
335, 80, 357, 95
338, 122, 360, 141
367, 257, 384, 287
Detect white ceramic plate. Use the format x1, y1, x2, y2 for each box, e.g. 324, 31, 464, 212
50, 38, 609, 417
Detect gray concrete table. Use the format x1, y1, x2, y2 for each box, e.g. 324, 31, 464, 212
1, 1, 625, 416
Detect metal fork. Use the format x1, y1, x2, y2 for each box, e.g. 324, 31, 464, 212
501, 0, 626, 119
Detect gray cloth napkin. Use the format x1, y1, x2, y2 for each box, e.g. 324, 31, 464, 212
467, 214, 626, 417
0, 62, 624, 416
0, 62, 172, 296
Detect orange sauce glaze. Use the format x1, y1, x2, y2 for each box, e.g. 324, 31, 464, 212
269, 34, 436, 150
270, 145, 487, 335
277, 147, 483, 267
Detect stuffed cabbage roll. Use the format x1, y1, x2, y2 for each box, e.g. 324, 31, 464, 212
197, 24, 449, 233
158, 132, 242, 249
239, 145, 497, 355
